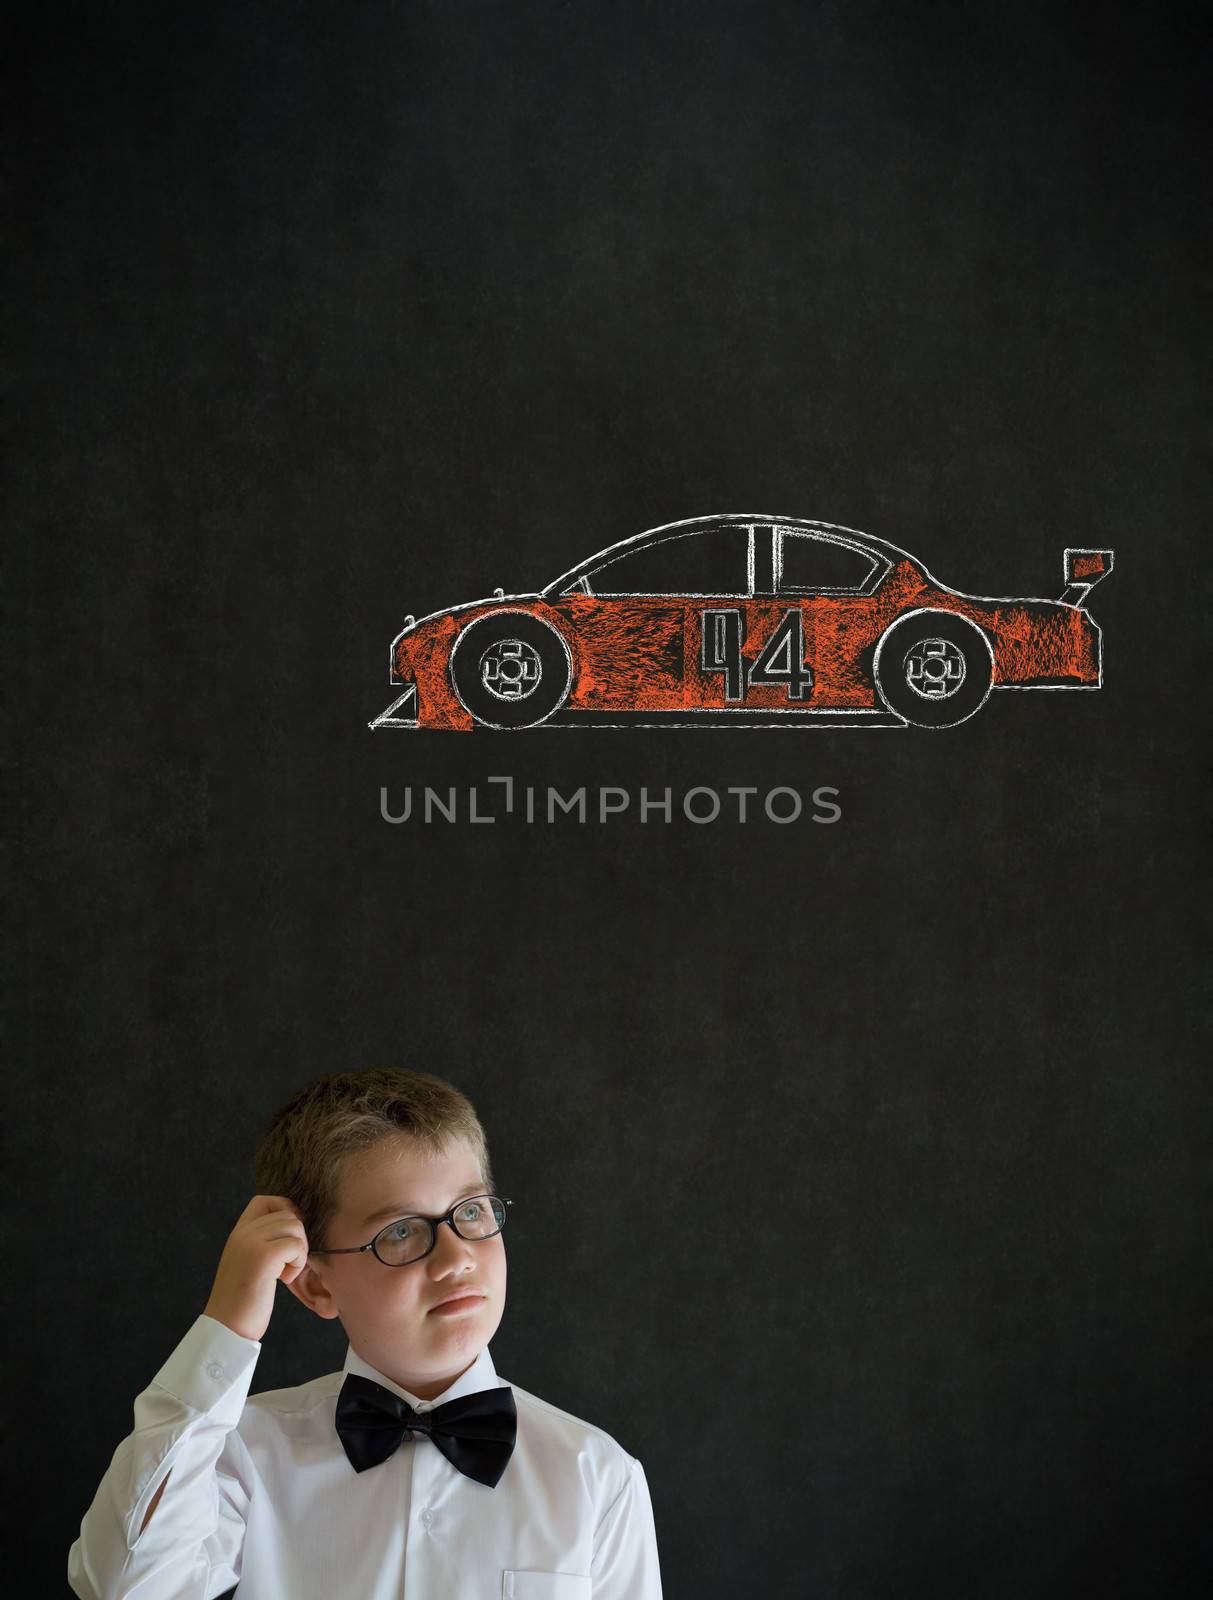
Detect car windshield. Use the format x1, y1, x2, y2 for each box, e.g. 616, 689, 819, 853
578, 528, 751, 597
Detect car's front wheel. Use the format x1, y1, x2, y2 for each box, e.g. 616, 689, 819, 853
873, 611, 994, 727
449, 612, 573, 728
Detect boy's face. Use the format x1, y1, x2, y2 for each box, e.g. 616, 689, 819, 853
289, 1132, 507, 1399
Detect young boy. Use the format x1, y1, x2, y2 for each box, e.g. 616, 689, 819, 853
68, 1069, 662, 1598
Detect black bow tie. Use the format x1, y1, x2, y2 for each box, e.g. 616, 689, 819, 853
335, 1372, 517, 1488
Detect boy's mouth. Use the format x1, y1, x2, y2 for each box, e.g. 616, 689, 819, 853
427, 1290, 486, 1316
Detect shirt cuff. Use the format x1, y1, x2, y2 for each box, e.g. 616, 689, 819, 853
151, 1313, 261, 1422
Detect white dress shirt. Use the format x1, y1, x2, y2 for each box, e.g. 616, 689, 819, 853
68, 1314, 662, 1600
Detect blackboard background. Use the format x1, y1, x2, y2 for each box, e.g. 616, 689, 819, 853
10, 3, 1209, 1595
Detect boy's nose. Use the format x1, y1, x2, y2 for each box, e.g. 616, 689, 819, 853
426, 1220, 475, 1275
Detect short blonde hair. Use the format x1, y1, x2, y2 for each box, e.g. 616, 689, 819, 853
253, 1069, 493, 1247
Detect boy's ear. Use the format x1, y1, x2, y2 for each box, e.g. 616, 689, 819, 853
284, 1261, 342, 1320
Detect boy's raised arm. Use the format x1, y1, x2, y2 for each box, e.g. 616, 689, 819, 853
67, 1196, 308, 1600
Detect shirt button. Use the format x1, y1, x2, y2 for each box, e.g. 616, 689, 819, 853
205, 1362, 224, 1379
420, 1510, 434, 1528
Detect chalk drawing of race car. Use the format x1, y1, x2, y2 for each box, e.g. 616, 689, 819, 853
370, 514, 1113, 730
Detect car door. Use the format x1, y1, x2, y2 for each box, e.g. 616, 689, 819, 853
688, 526, 889, 713
550, 523, 755, 713
762, 526, 892, 710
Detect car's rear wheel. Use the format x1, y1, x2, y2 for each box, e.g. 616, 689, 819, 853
873, 611, 993, 728
449, 612, 573, 728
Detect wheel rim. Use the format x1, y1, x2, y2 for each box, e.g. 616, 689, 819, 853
903, 638, 966, 700
478, 638, 543, 702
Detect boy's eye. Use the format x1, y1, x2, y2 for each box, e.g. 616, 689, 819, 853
382, 1217, 426, 1243
455, 1200, 483, 1224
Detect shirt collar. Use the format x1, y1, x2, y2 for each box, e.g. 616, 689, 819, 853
342, 1342, 500, 1408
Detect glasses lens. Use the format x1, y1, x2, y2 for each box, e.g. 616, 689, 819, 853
374, 1216, 433, 1266
451, 1196, 507, 1240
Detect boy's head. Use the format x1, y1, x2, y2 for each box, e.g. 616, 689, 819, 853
254, 1069, 506, 1398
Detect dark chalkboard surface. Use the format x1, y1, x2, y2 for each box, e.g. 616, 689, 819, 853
10, 3, 1208, 1595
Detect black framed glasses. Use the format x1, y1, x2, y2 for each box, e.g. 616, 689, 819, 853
311, 1195, 511, 1267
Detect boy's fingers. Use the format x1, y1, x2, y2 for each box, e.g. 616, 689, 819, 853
245, 1213, 307, 1240
236, 1194, 302, 1223
234, 1216, 307, 1248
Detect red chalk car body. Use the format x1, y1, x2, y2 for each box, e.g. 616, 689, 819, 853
371, 514, 1112, 730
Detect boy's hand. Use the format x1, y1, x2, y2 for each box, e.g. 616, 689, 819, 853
203, 1195, 310, 1342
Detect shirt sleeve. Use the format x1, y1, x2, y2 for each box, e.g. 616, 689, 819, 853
68, 1314, 261, 1600
591, 1455, 662, 1600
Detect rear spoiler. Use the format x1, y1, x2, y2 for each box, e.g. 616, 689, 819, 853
1060, 547, 1114, 608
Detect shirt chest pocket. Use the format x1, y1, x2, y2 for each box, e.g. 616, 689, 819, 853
502, 1572, 592, 1599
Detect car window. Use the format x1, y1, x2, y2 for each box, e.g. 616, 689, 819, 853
777, 532, 880, 592
590, 527, 750, 596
